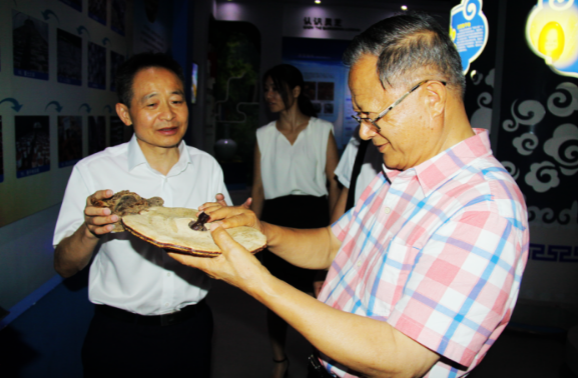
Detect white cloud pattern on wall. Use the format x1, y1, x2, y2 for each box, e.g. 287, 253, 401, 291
513, 132, 539, 156
525, 161, 560, 193
503, 99, 546, 132
547, 82, 578, 117
501, 161, 520, 180
470, 92, 492, 132
543, 123, 578, 175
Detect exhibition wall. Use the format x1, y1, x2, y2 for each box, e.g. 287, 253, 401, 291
0, 0, 183, 314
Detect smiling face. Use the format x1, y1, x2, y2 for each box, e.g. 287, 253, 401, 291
117, 67, 188, 152
348, 54, 445, 171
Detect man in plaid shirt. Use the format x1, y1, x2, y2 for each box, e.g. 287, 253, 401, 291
171, 13, 529, 378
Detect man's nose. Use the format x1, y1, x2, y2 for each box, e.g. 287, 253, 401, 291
159, 101, 176, 120
358, 121, 376, 140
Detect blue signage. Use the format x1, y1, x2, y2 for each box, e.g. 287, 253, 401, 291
450, 0, 489, 74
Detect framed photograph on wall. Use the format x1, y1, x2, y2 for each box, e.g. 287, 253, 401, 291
89, 0, 107, 25
57, 29, 82, 86
12, 11, 49, 80
58, 116, 83, 168
88, 42, 106, 90
88, 116, 106, 155
15, 116, 50, 178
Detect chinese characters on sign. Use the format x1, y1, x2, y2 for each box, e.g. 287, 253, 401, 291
302, 17, 359, 32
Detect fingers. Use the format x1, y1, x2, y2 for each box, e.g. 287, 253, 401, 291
88, 189, 114, 206
208, 223, 245, 253
215, 193, 228, 207
242, 197, 252, 209
205, 207, 260, 231
84, 189, 117, 236
199, 203, 224, 215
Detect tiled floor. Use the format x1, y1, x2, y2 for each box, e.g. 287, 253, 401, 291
208, 280, 311, 378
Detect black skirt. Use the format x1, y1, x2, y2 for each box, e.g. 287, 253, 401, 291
261, 195, 329, 293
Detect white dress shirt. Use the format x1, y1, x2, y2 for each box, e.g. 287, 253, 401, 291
53, 135, 231, 315
334, 129, 383, 203
257, 117, 334, 200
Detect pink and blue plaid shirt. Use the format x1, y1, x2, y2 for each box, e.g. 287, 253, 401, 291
318, 130, 529, 378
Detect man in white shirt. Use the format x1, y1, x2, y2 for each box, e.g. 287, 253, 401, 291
53, 53, 230, 377
330, 126, 382, 223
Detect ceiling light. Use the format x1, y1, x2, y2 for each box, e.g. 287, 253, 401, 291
315, 0, 321, 3
401, 5, 408, 11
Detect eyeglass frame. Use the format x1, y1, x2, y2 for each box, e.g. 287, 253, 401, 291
351, 79, 447, 131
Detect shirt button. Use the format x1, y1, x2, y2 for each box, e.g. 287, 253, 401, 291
166, 272, 171, 277
165, 302, 170, 307
384, 207, 391, 214
356, 261, 362, 267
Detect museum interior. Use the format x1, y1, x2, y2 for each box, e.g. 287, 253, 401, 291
0, 0, 577, 377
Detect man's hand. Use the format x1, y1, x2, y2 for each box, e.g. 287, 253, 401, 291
55, 189, 117, 278
199, 199, 263, 233
84, 189, 118, 238
168, 223, 268, 292
199, 193, 252, 215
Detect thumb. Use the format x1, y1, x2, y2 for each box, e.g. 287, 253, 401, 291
242, 197, 252, 209
209, 223, 244, 255
215, 193, 228, 206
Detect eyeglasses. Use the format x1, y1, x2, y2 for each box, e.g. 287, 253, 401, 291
351, 80, 447, 131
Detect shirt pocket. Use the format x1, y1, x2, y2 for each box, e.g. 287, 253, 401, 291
365, 239, 421, 318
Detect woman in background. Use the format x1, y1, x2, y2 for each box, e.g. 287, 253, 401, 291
251, 64, 340, 378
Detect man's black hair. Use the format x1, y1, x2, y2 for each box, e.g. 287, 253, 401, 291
343, 12, 465, 97
115, 52, 185, 107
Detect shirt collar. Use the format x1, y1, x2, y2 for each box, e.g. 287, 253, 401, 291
383, 129, 492, 195
127, 135, 191, 174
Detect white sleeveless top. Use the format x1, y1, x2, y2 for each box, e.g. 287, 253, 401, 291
257, 117, 334, 200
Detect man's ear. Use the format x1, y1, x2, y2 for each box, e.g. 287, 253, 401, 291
115, 103, 133, 126
423, 81, 447, 119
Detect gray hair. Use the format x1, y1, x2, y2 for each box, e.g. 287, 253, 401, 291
343, 13, 465, 97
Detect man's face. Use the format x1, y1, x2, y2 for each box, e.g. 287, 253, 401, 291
348, 54, 440, 171
121, 67, 188, 151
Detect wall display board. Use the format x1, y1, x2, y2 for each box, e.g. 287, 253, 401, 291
88, 115, 106, 155
133, 0, 173, 54
526, 0, 578, 78
282, 37, 351, 150
0, 0, 127, 227
110, 115, 132, 146
461, 0, 499, 135
191, 62, 198, 104
111, 0, 127, 36
110, 50, 125, 91
89, 0, 107, 26
15, 116, 50, 179
57, 116, 82, 167
283, 4, 394, 41
88, 42, 106, 89
57, 28, 82, 86
492, 0, 578, 306
450, 0, 489, 74
12, 11, 49, 81
282, 5, 396, 150
208, 19, 261, 189
59, 0, 82, 12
